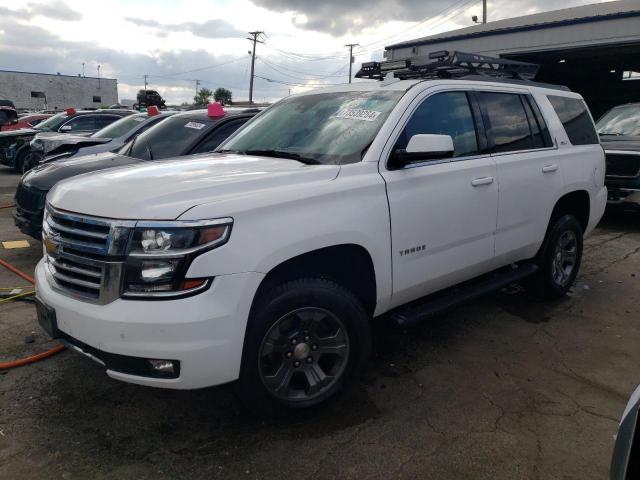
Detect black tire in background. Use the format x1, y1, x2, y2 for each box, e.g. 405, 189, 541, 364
235, 277, 371, 417
533, 214, 584, 299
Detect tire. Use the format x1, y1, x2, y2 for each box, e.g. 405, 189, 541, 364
532, 214, 583, 299
235, 277, 371, 417
13, 149, 28, 173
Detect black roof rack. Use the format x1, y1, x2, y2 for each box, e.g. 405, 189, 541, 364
355, 50, 539, 81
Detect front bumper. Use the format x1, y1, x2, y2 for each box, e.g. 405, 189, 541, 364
607, 187, 640, 209
13, 206, 43, 240
35, 260, 264, 389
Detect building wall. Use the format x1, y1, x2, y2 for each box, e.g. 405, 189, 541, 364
0, 71, 118, 110
386, 15, 640, 59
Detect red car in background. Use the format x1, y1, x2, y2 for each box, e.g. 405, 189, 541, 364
0, 114, 52, 131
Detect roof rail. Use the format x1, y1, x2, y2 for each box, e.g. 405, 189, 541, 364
355, 50, 539, 81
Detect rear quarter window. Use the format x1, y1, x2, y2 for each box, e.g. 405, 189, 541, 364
547, 95, 599, 145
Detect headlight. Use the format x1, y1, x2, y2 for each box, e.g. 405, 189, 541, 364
122, 218, 232, 299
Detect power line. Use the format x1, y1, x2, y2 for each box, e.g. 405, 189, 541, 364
258, 57, 347, 80
254, 75, 343, 88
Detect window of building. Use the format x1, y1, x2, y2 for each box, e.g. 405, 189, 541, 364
31, 91, 46, 98
93, 96, 102, 103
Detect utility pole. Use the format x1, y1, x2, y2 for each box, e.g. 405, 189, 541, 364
195, 79, 201, 99
144, 74, 148, 91
345, 43, 359, 83
247, 30, 264, 104
82, 62, 85, 77
97, 65, 101, 89
482, 0, 487, 23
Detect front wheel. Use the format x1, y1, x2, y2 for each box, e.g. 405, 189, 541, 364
533, 214, 583, 299
235, 278, 371, 417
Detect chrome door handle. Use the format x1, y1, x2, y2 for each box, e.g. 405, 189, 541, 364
471, 176, 494, 187
542, 164, 558, 173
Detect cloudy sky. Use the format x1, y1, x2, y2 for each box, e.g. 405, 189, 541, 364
0, 0, 613, 104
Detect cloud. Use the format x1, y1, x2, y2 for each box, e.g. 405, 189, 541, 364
251, 0, 600, 35
0, 1, 81, 22
124, 17, 243, 39
28, 1, 82, 21
0, 22, 288, 103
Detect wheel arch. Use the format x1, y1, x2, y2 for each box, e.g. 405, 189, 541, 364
251, 244, 378, 318
550, 190, 590, 233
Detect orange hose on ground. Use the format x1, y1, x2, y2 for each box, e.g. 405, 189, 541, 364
0, 203, 16, 209
0, 258, 65, 369
0, 258, 35, 284
0, 344, 65, 370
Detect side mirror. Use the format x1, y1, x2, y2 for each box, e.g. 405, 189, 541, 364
390, 134, 454, 169
59, 125, 72, 132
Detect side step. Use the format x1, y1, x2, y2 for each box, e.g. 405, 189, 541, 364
386, 262, 539, 327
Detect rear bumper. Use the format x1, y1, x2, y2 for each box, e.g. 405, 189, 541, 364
35, 260, 265, 389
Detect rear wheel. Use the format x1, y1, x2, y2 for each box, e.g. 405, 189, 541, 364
235, 277, 371, 417
533, 214, 583, 299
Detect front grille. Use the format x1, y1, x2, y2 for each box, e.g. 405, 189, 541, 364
605, 152, 640, 178
42, 206, 134, 304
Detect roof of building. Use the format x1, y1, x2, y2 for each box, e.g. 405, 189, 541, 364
386, 0, 640, 50
0, 69, 116, 81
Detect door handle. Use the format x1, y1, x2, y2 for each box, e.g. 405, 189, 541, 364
471, 176, 494, 187
542, 164, 558, 173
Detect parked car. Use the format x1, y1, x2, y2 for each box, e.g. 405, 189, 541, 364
0, 99, 18, 127
0, 113, 52, 132
134, 89, 166, 110
597, 103, 640, 210
25, 109, 175, 170
0, 109, 133, 172
14, 107, 257, 239
610, 384, 640, 479
33, 53, 606, 416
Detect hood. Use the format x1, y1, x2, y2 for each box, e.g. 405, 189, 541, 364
0, 127, 38, 140
600, 135, 640, 152
23, 152, 143, 191
31, 133, 110, 156
48, 153, 340, 220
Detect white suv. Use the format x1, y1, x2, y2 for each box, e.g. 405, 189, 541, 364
35, 56, 606, 415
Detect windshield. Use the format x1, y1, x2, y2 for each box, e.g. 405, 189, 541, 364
91, 114, 146, 139
218, 90, 403, 165
34, 112, 68, 132
596, 105, 640, 136
121, 115, 213, 160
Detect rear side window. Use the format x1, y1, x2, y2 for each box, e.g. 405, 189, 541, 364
476, 92, 535, 153
547, 95, 598, 145
395, 91, 479, 158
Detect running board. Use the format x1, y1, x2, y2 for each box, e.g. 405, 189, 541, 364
386, 263, 539, 327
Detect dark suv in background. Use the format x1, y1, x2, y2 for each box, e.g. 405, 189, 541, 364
0, 109, 133, 172
134, 89, 166, 110
597, 103, 640, 210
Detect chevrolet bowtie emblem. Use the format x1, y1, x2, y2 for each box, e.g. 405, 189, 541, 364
43, 236, 58, 255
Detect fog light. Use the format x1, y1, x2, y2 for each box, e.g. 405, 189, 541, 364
148, 359, 177, 375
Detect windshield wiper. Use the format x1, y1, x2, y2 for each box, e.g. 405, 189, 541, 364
599, 131, 624, 136
243, 149, 321, 165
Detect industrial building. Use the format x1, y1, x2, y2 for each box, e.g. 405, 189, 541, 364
385, 0, 640, 117
0, 70, 118, 111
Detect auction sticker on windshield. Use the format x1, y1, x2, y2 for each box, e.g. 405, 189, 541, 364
334, 109, 381, 122
184, 122, 206, 130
